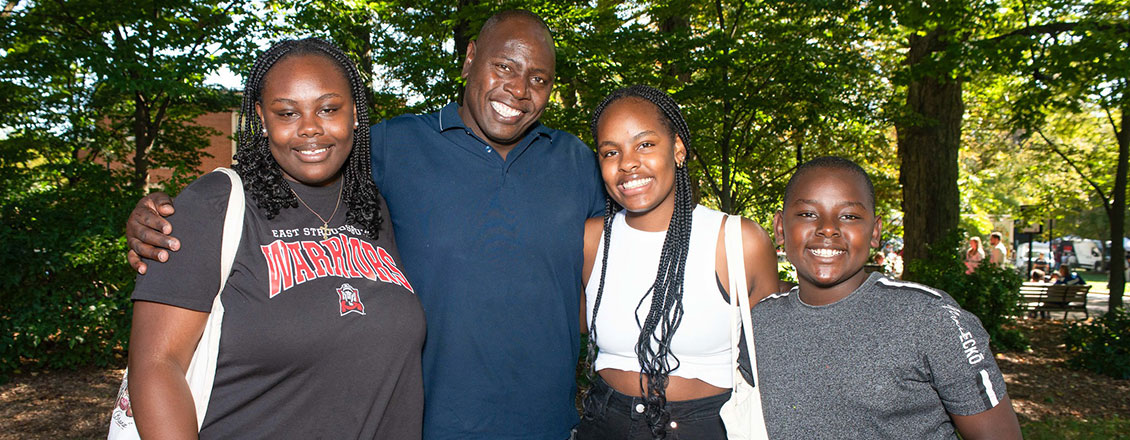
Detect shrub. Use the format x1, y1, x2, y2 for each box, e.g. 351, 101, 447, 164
0, 163, 139, 382
1064, 307, 1130, 379
778, 260, 797, 285
905, 229, 1029, 352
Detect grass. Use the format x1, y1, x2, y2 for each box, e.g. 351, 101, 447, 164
1021, 415, 1130, 440
1079, 272, 1128, 295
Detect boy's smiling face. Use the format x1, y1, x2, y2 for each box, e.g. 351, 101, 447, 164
774, 167, 882, 304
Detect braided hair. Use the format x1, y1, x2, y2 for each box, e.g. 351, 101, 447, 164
233, 37, 382, 237
586, 85, 695, 439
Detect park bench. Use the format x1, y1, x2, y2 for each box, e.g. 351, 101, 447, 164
1018, 282, 1051, 314
1017, 282, 1091, 320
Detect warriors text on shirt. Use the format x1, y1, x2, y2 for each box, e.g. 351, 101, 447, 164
261, 231, 413, 298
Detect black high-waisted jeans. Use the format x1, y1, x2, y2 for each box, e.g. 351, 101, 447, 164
574, 375, 729, 439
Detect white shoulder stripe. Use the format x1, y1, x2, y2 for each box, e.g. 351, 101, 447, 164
979, 369, 1000, 407
876, 277, 942, 298
759, 288, 794, 303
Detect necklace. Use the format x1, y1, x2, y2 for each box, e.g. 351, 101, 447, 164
290, 179, 343, 240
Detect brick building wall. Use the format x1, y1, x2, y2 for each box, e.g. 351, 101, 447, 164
145, 110, 237, 184
111, 110, 237, 187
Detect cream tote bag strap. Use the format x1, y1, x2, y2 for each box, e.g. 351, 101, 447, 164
717, 215, 770, 440
185, 167, 244, 427
108, 167, 245, 439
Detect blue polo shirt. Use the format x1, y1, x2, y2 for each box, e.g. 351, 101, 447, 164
370, 103, 605, 440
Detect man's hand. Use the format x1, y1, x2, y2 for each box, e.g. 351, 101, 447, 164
126, 192, 179, 274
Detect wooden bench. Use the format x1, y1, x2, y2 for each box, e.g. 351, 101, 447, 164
1018, 282, 1051, 314
1017, 282, 1091, 319
1041, 284, 1091, 319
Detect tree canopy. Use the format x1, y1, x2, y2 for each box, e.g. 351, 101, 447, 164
0, 0, 1126, 377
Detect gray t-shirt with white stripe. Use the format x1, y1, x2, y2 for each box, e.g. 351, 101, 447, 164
750, 272, 1007, 439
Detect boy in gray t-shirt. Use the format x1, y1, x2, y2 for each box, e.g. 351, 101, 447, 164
754, 157, 1022, 439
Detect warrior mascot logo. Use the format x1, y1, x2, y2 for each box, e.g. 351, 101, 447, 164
337, 283, 366, 316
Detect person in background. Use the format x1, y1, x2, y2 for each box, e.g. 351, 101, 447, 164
988, 232, 1008, 265
965, 237, 985, 274
1054, 264, 1086, 286
1029, 269, 1046, 283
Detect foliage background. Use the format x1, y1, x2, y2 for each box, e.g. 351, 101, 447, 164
907, 230, 1029, 352
1065, 307, 1130, 380
1, 0, 1126, 379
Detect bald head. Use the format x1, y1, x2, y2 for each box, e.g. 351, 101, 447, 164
480, 10, 553, 49
457, 9, 557, 154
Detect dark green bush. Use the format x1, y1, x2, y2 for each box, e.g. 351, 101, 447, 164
778, 260, 797, 284
905, 230, 1029, 352
0, 163, 139, 382
1064, 307, 1130, 379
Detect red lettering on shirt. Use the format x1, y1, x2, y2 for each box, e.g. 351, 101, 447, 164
302, 241, 333, 277
261, 240, 293, 298
378, 247, 414, 292
348, 237, 377, 281
286, 241, 318, 285
339, 235, 362, 278
360, 241, 393, 282
321, 236, 348, 277
262, 234, 413, 297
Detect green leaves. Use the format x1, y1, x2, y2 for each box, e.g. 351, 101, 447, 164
1065, 307, 1130, 379
0, 162, 139, 380
906, 229, 1029, 352
0, 0, 255, 380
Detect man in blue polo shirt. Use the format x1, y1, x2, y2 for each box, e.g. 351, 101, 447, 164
126, 10, 603, 440
368, 11, 603, 439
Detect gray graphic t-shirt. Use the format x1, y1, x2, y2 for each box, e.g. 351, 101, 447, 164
750, 272, 1007, 439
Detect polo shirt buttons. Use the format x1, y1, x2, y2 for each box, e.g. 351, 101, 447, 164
485, 146, 493, 153
634, 403, 645, 413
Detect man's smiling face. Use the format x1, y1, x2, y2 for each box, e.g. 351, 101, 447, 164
458, 15, 555, 154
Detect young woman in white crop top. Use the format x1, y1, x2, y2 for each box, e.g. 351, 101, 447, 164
575, 85, 779, 439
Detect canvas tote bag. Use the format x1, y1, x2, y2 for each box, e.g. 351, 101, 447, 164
718, 215, 770, 440
108, 167, 245, 439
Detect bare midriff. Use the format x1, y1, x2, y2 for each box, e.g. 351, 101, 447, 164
598, 368, 729, 401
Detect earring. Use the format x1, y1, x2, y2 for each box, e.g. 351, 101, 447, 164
354, 121, 359, 129
261, 128, 268, 137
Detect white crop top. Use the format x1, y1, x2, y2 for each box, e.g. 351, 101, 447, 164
586, 205, 734, 388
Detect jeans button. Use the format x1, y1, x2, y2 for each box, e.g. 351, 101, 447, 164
635, 403, 645, 413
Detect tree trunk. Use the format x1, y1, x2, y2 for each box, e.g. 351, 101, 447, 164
659, 13, 691, 85
897, 29, 963, 279
1107, 107, 1128, 310
452, 0, 478, 106
453, 0, 475, 64
131, 97, 152, 191
355, 26, 374, 116
710, 2, 735, 214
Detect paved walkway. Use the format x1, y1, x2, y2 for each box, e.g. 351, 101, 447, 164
1032, 292, 1130, 321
